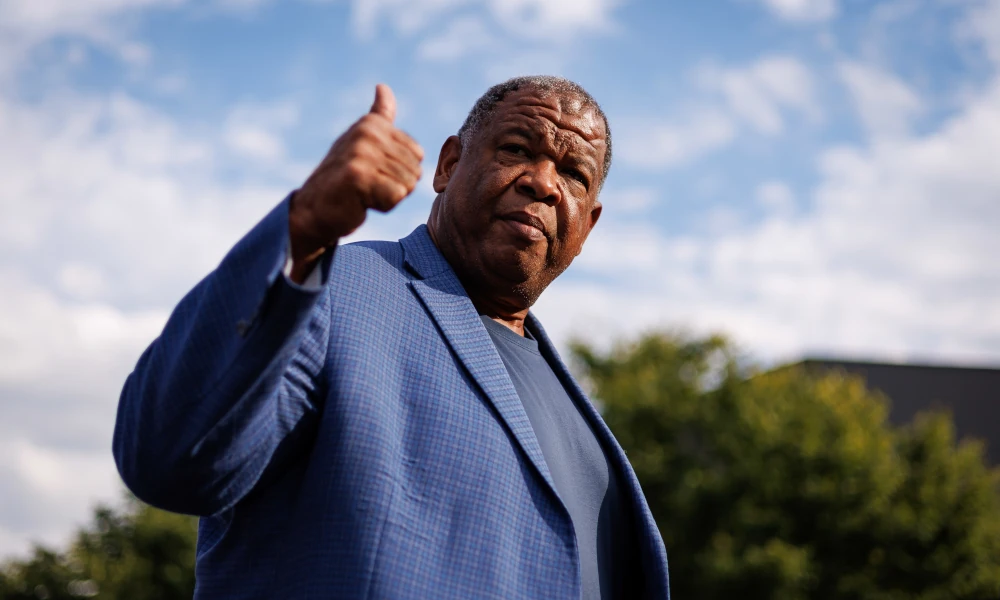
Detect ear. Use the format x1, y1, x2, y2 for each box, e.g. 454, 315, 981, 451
575, 201, 602, 256
433, 135, 463, 193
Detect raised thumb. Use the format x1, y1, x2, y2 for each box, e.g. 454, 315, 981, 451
369, 83, 396, 122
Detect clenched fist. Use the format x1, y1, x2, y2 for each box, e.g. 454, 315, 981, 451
288, 84, 424, 282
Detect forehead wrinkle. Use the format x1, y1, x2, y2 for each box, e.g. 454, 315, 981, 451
508, 97, 604, 141
499, 110, 603, 165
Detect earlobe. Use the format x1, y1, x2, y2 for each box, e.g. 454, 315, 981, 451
575, 202, 603, 256
589, 202, 603, 229
433, 135, 463, 193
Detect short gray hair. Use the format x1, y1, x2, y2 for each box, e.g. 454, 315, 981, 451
457, 75, 612, 188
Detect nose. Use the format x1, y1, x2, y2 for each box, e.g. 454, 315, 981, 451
515, 160, 561, 205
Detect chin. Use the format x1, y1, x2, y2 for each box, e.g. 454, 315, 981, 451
487, 244, 545, 281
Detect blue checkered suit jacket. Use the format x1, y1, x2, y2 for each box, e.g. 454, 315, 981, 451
113, 195, 670, 599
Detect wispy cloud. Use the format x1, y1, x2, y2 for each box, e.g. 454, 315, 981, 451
2, 0, 999, 562
755, 0, 838, 22
617, 108, 737, 168
957, 0, 1000, 67
0, 0, 182, 79
224, 101, 302, 166
617, 55, 817, 168
699, 56, 819, 134
544, 74, 1000, 365
0, 80, 305, 554
353, 0, 620, 67
417, 15, 494, 61
838, 61, 923, 138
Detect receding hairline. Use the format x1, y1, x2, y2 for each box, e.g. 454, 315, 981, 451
457, 75, 613, 188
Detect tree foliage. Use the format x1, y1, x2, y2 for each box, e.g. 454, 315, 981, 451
572, 332, 1000, 599
3, 332, 999, 598
0, 496, 197, 600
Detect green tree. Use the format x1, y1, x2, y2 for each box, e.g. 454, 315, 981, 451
5, 332, 1000, 599
572, 332, 1000, 599
0, 496, 197, 600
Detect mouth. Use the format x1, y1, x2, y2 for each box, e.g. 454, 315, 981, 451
498, 212, 548, 242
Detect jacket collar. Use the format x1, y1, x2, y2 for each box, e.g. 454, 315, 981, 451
399, 225, 560, 496
528, 314, 671, 597
398, 225, 670, 594
399, 224, 452, 280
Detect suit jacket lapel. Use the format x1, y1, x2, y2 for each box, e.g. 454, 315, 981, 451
528, 314, 671, 596
399, 226, 670, 595
400, 226, 559, 500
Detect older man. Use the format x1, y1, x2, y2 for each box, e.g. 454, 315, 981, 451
113, 76, 670, 599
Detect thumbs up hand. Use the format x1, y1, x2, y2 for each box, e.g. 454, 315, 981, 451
289, 84, 424, 280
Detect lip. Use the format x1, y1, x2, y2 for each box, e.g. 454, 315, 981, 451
498, 212, 548, 241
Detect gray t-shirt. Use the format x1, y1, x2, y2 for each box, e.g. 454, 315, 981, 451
480, 316, 639, 599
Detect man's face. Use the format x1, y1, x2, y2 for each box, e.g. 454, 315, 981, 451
431, 87, 606, 308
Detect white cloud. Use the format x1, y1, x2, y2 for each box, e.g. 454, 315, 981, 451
0, 438, 122, 557
617, 109, 737, 168
756, 0, 837, 22
958, 0, 1000, 67
755, 180, 796, 214
618, 55, 816, 168
601, 187, 660, 214
0, 270, 166, 556
543, 78, 1000, 365
225, 126, 285, 162
838, 61, 923, 138
0, 83, 304, 556
350, 0, 472, 38
349, 0, 618, 56
224, 101, 300, 163
487, 0, 619, 39
699, 56, 818, 134
0, 0, 183, 80
418, 15, 494, 61
56, 263, 108, 300
0, 90, 306, 304
0, 0, 182, 36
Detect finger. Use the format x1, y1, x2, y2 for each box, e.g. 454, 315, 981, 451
369, 83, 396, 123
365, 173, 409, 213
374, 156, 420, 195
375, 140, 423, 181
351, 113, 422, 165
352, 126, 422, 181
389, 128, 424, 162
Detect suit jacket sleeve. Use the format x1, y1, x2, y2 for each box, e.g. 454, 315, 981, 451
112, 194, 335, 517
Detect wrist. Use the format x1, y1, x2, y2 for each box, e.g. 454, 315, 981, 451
288, 191, 333, 284
289, 191, 333, 256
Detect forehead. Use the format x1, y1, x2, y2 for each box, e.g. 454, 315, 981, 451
485, 87, 607, 157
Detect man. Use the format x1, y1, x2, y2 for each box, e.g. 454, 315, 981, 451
113, 76, 670, 599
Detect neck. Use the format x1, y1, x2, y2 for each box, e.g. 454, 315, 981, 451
469, 291, 529, 336
427, 205, 531, 337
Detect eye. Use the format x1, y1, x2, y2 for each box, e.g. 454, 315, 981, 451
499, 143, 530, 157
562, 167, 589, 187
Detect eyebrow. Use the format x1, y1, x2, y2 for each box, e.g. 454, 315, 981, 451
497, 124, 599, 177
564, 155, 598, 177
498, 126, 537, 141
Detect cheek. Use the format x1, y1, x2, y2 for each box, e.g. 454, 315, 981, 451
467, 166, 521, 217
557, 199, 593, 239
484, 163, 522, 192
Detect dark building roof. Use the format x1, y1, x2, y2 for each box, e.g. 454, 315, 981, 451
799, 359, 1000, 465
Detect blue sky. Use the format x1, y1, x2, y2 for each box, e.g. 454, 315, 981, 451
1, 0, 999, 557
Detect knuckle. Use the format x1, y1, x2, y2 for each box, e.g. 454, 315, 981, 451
360, 115, 387, 134
353, 118, 376, 137
341, 160, 366, 184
